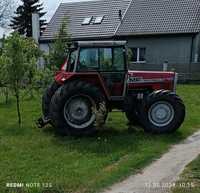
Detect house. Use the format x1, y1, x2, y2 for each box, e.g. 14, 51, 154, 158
39, 0, 200, 80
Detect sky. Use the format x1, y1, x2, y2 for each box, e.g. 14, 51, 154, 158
0, 0, 94, 37
43, 0, 94, 22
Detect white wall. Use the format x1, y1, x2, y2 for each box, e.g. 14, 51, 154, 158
40, 43, 50, 53
38, 43, 50, 67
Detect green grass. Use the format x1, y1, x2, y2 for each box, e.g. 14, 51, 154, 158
172, 155, 200, 193
0, 85, 200, 193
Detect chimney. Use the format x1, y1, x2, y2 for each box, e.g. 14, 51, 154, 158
32, 13, 40, 43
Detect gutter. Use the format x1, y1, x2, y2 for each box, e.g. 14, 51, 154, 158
115, 31, 199, 37
39, 34, 115, 44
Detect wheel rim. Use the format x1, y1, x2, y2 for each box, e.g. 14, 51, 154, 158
64, 95, 96, 129
148, 101, 175, 127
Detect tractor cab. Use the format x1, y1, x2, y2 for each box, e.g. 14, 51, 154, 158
60, 41, 128, 97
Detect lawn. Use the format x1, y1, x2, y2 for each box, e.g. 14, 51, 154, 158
172, 155, 200, 193
0, 85, 200, 193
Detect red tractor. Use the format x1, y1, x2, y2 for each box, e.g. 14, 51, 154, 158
38, 41, 185, 136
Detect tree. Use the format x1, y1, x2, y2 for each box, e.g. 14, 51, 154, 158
32, 18, 71, 95
0, 35, 9, 104
10, 0, 46, 37
48, 17, 71, 70
0, 33, 40, 125
0, 0, 15, 27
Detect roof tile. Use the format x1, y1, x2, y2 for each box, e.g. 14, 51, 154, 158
116, 0, 200, 35
40, 0, 200, 41
41, 0, 131, 41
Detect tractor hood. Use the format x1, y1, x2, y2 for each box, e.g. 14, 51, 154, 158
128, 71, 175, 81
127, 71, 177, 91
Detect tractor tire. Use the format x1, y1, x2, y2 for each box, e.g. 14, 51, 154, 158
50, 80, 106, 136
124, 96, 141, 126
42, 81, 60, 119
139, 90, 185, 134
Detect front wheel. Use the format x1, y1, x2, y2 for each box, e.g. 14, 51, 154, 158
139, 90, 185, 134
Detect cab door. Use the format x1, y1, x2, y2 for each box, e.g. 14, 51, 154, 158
99, 47, 127, 97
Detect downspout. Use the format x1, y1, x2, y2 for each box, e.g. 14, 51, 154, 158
189, 34, 194, 76
194, 32, 200, 63
190, 32, 200, 79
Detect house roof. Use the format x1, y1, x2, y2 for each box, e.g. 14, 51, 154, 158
116, 0, 200, 36
40, 0, 131, 41
40, 0, 200, 42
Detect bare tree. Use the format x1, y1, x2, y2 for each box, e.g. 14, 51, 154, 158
0, 0, 15, 27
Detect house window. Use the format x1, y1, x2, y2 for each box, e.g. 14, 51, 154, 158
82, 17, 93, 25
130, 48, 146, 63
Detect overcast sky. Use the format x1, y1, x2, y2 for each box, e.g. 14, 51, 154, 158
43, 0, 94, 21
0, 0, 94, 37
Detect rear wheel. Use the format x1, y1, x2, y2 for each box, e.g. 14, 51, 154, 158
64, 95, 96, 130
50, 80, 106, 136
139, 90, 185, 134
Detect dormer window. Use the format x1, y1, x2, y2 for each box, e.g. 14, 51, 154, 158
94, 16, 104, 24
82, 17, 93, 25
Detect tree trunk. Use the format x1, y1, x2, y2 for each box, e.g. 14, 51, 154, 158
5, 88, 9, 104
29, 71, 34, 99
15, 89, 21, 126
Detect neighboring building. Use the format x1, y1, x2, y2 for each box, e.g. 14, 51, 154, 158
39, 0, 200, 80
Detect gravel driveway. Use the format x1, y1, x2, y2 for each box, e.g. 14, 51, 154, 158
103, 130, 200, 193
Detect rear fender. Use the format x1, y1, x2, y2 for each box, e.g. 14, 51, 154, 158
55, 72, 110, 100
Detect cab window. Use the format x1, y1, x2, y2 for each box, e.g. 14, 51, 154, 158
113, 47, 125, 71
78, 48, 98, 71
77, 47, 125, 72
69, 50, 77, 71
100, 47, 125, 71
100, 48, 112, 71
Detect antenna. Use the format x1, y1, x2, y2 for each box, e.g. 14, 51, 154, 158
119, 10, 122, 21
